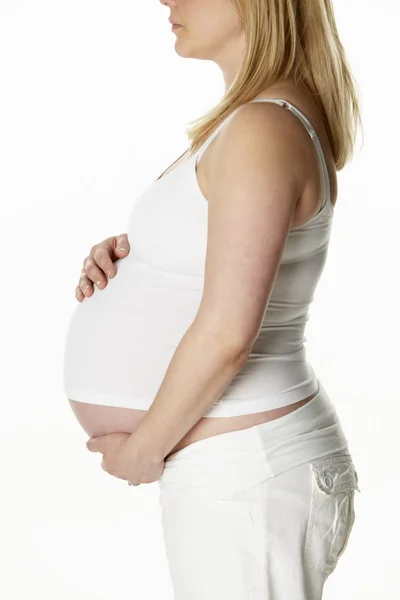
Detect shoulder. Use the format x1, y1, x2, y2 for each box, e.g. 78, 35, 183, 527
205, 100, 309, 192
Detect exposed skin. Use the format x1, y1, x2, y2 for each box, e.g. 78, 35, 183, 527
70, 0, 338, 481
162, 0, 247, 92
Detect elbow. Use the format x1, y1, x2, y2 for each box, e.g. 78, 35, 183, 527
190, 317, 255, 365
229, 333, 255, 363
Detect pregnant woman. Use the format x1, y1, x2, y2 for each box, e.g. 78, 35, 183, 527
63, 1, 362, 598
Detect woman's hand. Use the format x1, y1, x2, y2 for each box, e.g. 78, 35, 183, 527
86, 432, 166, 485
76, 233, 130, 301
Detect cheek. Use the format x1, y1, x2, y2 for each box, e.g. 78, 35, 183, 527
198, 23, 228, 47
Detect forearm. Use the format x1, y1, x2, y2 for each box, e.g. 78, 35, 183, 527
128, 321, 250, 462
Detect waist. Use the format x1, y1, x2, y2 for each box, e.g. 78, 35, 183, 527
201, 353, 319, 417
158, 379, 350, 504
166, 389, 319, 458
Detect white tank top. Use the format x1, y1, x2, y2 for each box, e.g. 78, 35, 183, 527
63, 98, 334, 416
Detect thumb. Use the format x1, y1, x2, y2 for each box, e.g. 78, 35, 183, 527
86, 437, 100, 452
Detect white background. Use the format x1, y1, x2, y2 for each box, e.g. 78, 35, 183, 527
0, 1, 398, 598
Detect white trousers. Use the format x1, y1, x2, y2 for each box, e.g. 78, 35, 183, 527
157, 380, 361, 599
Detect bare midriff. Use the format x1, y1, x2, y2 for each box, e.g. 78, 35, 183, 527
69, 390, 317, 460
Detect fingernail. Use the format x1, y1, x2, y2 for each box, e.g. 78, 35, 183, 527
118, 247, 128, 253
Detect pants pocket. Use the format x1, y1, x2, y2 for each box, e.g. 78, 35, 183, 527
304, 453, 360, 576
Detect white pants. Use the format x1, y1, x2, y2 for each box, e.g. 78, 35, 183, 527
157, 381, 361, 599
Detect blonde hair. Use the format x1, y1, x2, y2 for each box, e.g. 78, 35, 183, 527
157, 0, 363, 180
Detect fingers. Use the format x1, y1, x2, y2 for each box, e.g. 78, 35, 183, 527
75, 285, 85, 302
89, 246, 116, 280
76, 263, 95, 300
75, 252, 111, 302
75, 234, 130, 302
115, 233, 130, 258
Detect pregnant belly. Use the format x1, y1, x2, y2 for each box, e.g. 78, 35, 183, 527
69, 392, 317, 459
69, 399, 148, 437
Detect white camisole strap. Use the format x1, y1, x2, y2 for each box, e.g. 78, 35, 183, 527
194, 98, 331, 212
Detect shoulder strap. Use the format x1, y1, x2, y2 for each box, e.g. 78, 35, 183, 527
194, 110, 239, 169
251, 98, 331, 210
195, 98, 331, 210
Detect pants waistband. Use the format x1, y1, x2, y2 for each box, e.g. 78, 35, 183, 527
158, 380, 350, 502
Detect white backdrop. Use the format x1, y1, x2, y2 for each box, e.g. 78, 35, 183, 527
0, 1, 398, 598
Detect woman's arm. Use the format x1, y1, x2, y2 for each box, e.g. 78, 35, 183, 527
128, 102, 306, 463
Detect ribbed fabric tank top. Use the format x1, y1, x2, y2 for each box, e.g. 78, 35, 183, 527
63, 98, 334, 416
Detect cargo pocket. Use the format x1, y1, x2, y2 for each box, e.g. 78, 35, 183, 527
304, 453, 360, 576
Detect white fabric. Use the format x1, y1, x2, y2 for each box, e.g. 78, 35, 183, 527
63, 98, 334, 416
157, 382, 361, 599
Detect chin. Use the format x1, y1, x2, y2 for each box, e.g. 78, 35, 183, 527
174, 46, 209, 60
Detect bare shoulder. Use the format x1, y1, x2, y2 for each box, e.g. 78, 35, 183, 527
224, 98, 310, 155
206, 101, 309, 192
252, 87, 338, 209
200, 85, 338, 215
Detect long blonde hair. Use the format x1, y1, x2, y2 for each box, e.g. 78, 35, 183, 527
157, 0, 363, 180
